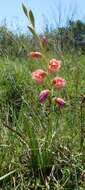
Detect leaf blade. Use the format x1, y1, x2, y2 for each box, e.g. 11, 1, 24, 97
29, 10, 35, 28
0, 170, 16, 181
22, 3, 28, 18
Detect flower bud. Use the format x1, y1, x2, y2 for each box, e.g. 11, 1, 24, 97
39, 89, 49, 103
29, 51, 42, 58
54, 97, 65, 107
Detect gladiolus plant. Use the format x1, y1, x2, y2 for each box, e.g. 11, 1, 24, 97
21, 3, 68, 180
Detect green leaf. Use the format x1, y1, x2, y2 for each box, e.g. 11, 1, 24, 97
29, 10, 35, 28
28, 26, 36, 36
28, 26, 43, 49
22, 3, 28, 18
22, 3, 35, 28
24, 118, 43, 170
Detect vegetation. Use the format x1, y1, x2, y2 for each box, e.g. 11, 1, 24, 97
0, 4, 85, 190
0, 19, 85, 58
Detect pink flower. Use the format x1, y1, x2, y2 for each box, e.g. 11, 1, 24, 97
29, 51, 42, 58
39, 89, 49, 103
54, 97, 65, 107
52, 77, 66, 89
32, 69, 47, 84
48, 59, 61, 74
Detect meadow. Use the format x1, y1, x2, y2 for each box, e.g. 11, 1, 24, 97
0, 50, 85, 189
0, 5, 85, 190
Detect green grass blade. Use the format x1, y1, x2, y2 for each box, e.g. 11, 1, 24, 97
0, 170, 16, 181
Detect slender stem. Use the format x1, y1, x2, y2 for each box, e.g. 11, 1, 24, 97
80, 98, 85, 151
3, 123, 28, 146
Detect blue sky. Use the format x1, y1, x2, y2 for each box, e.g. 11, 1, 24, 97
0, 0, 85, 33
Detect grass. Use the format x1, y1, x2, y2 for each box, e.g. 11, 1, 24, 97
0, 51, 85, 190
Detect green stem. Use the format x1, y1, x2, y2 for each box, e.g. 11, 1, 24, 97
80, 99, 84, 151
3, 122, 28, 146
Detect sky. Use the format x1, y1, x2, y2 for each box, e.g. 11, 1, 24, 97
0, 0, 85, 33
